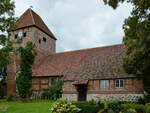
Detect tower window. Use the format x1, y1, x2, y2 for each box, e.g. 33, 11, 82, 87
39, 39, 41, 44
23, 32, 27, 37
43, 37, 46, 42
15, 34, 18, 39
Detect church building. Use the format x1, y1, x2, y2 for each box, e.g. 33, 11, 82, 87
7, 8, 144, 101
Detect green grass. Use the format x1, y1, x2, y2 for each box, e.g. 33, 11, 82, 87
0, 100, 54, 113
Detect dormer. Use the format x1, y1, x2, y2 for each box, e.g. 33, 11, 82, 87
10, 8, 56, 54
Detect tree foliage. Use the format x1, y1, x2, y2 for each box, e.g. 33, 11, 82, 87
16, 42, 36, 99
103, 0, 150, 93
0, 0, 15, 89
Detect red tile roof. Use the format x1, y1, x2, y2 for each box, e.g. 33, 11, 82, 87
15, 8, 56, 40
33, 44, 134, 80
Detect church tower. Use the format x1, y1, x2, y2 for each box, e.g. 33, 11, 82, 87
7, 8, 57, 96
10, 8, 57, 54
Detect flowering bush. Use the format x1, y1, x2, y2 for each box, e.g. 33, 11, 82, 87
51, 99, 80, 113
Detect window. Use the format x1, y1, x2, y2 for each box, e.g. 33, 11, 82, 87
115, 79, 124, 88
15, 34, 18, 39
51, 77, 57, 85
39, 39, 41, 44
100, 80, 109, 88
23, 32, 27, 37
43, 37, 46, 42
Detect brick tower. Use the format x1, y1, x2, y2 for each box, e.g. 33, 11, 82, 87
7, 8, 57, 96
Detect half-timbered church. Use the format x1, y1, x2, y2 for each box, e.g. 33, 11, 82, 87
7, 8, 144, 101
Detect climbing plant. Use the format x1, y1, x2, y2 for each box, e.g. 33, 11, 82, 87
16, 42, 36, 99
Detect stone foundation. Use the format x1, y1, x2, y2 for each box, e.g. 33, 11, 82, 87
62, 94, 77, 101
87, 94, 144, 101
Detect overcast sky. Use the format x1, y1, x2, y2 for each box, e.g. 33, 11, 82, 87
14, 0, 132, 52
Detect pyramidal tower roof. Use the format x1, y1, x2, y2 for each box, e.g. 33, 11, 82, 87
15, 8, 56, 40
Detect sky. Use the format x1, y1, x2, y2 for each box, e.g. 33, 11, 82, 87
14, 0, 133, 52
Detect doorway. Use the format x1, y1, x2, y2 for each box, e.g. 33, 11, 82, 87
77, 84, 87, 101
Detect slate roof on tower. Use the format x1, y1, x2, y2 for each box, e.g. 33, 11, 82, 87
15, 8, 56, 40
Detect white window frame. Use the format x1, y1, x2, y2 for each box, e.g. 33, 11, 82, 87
115, 79, 124, 88
100, 80, 109, 88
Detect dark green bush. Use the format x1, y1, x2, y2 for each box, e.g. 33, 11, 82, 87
72, 100, 99, 113
107, 101, 119, 112
122, 108, 136, 113
107, 109, 114, 113
145, 103, 150, 113
120, 103, 145, 113
144, 94, 150, 104
138, 94, 150, 105
138, 97, 145, 105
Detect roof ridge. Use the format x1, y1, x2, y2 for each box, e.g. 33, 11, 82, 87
29, 8, 35, 25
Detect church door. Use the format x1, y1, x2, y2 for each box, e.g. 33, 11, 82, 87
77, 84, 87, 101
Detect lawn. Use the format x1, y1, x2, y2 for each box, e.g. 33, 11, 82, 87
0, 100, 54, 113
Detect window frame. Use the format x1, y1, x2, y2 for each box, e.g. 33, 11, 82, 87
115, 79, 124, 88
100, 80, 109, 88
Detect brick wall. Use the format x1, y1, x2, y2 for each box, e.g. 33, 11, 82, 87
34, 27, 56, 54
87, 78, 143, 92
10, 26, 56, 54
63, 78, 144, 101
32, 77, 60, 92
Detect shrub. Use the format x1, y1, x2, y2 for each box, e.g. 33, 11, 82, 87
120, 103, 145, 113
144, 94, 150, 104
145, 103, 150, 113
107, 101, 119, 112
138, 94, 150, 104
72, 100, 99, 113
41, 80, 62, 100
138, 97, 145, 105
50, 99, 80, 113
107, 109, 114, 113
122, 108, 136, 113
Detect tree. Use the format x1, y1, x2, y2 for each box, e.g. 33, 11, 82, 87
103, 0, 150, 93
0, 0, 15, 96
16, 42, 36, 99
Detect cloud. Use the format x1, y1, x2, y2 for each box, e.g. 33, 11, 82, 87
14, 0, 132, 52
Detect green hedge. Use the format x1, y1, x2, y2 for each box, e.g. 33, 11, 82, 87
72, 101, 100, 113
